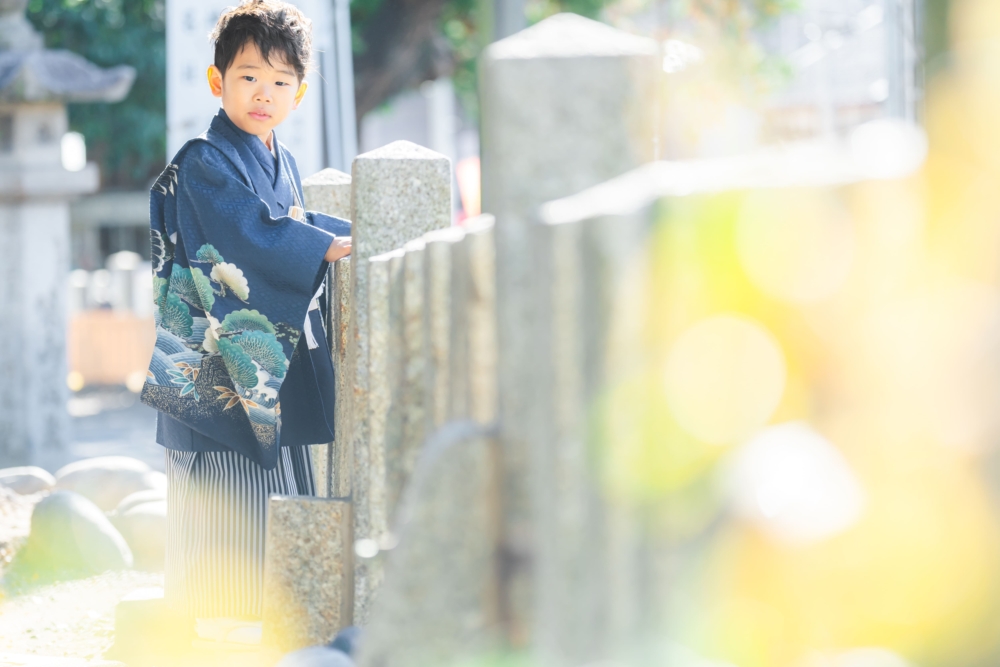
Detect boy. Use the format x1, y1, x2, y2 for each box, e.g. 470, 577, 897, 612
141, 0, 351, 622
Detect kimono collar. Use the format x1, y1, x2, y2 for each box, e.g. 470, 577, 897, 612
209, 107, 300, 214
213, 107, 280, 187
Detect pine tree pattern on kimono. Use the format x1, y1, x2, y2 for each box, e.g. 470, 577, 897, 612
141, 108, 350, 470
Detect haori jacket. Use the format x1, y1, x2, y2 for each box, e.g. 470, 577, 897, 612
141, 106, 348, 470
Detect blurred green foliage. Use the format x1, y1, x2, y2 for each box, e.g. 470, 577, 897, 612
26, 0, 166, 190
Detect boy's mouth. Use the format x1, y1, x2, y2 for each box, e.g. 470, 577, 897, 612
249, 111, 270, 121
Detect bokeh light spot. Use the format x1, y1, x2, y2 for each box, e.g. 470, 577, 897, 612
727, 422, 865, 545
736, 188, 854, 304
664, 315, 785, 445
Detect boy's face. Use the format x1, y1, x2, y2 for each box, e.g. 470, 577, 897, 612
207, 41, 307, 144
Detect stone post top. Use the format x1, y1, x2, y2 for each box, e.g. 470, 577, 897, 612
483, 12, 658, 61
355, 140, 449, 162
403, 238, 427, 253
370, 248, 406, 264
463, 214, 495, 234
422, 226, 465, 244
303, 167, 351, 186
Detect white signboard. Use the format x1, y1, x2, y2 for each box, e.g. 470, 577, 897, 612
166, 0, 332, 178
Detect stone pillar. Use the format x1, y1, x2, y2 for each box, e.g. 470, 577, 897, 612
303, 167, 352, 218
358, 423, 502, 667
464, 216, 499, 425
331, 256, 352, 498
478, 13, 659, 642
302, 168, 352, 497
365, 252, 395, 546
0, 10, 134, 465
527, 210, 650, 665
262, 496, 353, 651
394, 239, 427, 515
423, 227, 466, 430
348, 140, 451, 623
447, 215, 498, 425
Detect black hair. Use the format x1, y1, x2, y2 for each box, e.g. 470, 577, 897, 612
210, 0, 312, 82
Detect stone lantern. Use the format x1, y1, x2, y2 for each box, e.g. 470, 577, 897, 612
0, 0, 135, 466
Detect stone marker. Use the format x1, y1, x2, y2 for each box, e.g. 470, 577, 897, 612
358, 422, 501, 667
464, 217, 499, 425
262, 496, 353, 651
330, 256, 352, 499
302, 168, 352, 498
303, 168, 352, 219
348, 141, 451, 623
423, 226, 466, 430
447, 215, 497, 424
0, 466, 55, 494
479, 12, 659, 642
394, 239, 428, 517
351, 249, 402, 625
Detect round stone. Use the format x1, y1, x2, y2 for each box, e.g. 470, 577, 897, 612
0, 466, 55, 494
15, 490, 133, 578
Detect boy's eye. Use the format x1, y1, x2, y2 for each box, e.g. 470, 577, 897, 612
243, 75, 256, 82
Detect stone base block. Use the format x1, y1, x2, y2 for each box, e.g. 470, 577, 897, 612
262, 496, 353, 651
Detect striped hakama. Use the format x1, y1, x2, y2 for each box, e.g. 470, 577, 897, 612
164, 445, 316, 619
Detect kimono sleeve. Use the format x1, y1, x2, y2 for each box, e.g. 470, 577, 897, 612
175, 143, 335, 305
306, 211, 351, 238
140, 142, 337, 469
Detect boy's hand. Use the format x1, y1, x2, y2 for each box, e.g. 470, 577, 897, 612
325, 236, 352, 262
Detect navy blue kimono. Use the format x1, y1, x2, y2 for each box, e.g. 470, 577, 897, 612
141, 107, 349, 470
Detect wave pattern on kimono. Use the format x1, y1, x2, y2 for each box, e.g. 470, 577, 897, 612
141, 107, 350, 470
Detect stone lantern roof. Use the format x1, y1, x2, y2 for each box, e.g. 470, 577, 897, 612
0, 0, 135, 103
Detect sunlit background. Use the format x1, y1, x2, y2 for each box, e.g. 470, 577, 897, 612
7, 0, 1000, 665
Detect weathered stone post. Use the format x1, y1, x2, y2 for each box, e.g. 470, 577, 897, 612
302, 168, 352, 497
348, 140, 451, 623
355, 219, 502, 667
0, 0, 134, 466
261, 168, 353, 647
423, 226, 466, 430
479, 13, 659, 642
262, 496, 353, 651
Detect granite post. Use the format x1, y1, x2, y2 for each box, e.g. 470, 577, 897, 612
301, 168, 352, 497
348, 140, 451, 623
351, 247, 402, 621
423, 227, 466, 430
447, 215, 498, 425
389, 239, 428, 518
262, 496, 353, 651
464, 216, 499, 425
0, 0, 134, 466
331, 256, 352, 498
358, 423, 502, 667
479, 13, 659, 642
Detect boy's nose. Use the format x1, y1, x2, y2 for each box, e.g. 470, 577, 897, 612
255, 87, 273, 103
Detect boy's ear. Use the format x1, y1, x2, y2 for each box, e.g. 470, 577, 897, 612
292, 80, 308, 109
207, 65, 223, 98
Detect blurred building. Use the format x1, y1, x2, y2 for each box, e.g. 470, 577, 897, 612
757, 0, 921, 143
165, 0, 355, 176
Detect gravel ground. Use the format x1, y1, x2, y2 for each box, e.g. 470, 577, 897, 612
0, 571, 163, 660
